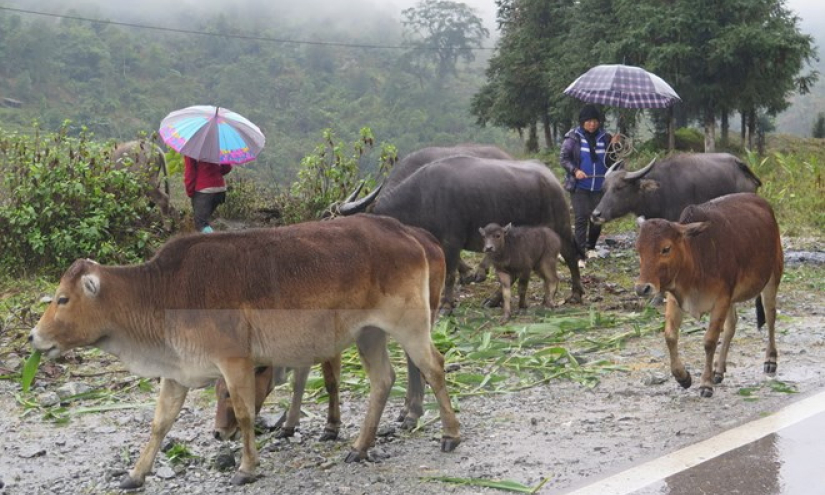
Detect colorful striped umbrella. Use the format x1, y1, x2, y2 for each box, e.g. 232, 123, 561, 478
564, 64, 681, 109
159, 105, 265, 164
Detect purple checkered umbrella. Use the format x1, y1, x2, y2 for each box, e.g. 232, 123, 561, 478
564, 64, 681, 109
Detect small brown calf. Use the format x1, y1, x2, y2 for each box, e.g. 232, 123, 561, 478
479, 223, 561, 322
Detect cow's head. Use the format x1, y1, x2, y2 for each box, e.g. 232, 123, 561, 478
634, 218, 709, 297
213, 367, 281, 440
479, 223, 512, 254
592, 159, 660, 224
29, 259, 107, 359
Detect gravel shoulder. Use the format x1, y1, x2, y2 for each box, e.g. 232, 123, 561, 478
1, 237, 823, 495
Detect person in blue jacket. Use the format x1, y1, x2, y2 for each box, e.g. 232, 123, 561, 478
560, 104, 620, 268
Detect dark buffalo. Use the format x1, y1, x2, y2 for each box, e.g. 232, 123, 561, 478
344, 156, 584, 307
634, 193, 783, 398
591, 153, 762, 224
340, 144, 512, 283
111, 140, 174, 216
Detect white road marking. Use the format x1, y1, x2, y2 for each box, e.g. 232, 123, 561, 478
562, 389, 825, 495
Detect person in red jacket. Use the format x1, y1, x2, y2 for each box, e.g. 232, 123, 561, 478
184, 155, 232, 233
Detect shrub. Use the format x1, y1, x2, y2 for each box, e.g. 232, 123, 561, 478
0, 124, 167, 275
278, 128, 396, 225
674, 127, 704, 151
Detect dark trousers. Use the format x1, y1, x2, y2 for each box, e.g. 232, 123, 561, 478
570, 189, 603, 257
191, 191, 226, 232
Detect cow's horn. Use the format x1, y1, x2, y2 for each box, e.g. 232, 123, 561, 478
343, 180, 366, 203
605, 160, 624, 177
625, 158, 657, 181
338, 182, 383, 215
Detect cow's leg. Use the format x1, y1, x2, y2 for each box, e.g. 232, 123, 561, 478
216, 359, 259, 485
460, 254, 491, 284
346, 327, 394, 462
713, 305, 738, 384
559, 235, 584, 303
276, 366, 311, 438
441, 246, 462, 311
517, 275, 529, 310
762, 274, 780, 375
663, 295, 691, 389
320, 357, 342, 441
398, 353, 425, 430
699, 299, 732, 398
391, 314, 460, 453
540, 257, 559, 307
498, 271, 513, 323
122, 378, 188, 489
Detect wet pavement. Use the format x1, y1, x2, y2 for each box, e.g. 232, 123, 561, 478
562, 389, 825, 495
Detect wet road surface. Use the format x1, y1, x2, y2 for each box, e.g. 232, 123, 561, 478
561, 389, 825, 495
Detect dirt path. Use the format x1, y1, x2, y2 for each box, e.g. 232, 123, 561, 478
1, 238, 823, 495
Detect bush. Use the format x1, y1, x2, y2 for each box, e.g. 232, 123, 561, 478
277, 128, 396, 225
674, 127, 704, 151
0, 124, 167, 275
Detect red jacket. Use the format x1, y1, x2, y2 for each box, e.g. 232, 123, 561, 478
184, 156, 232, 197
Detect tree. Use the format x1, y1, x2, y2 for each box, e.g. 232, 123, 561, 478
472, 0, 576, 152
401, 0, 490, 85
813, 113, 825, 139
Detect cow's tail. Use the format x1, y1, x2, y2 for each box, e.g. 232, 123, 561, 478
756, 295, 766, 330
737, 159, 763, 189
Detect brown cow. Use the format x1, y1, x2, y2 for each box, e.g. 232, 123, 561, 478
213, 222, 449, 437
111, 140, 174, 216
30, 214, 460, 487
634, 193, 783, 398
478, 223, 560, 323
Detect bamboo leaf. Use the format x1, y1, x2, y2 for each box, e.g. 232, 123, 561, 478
21, 350, 41, 393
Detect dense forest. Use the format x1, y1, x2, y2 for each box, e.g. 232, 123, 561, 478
1, 0, 822, 185
0, 0, 518, 185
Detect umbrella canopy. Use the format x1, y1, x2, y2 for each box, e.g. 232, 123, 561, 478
563, 64, 681, 109
159, 105, 265, 165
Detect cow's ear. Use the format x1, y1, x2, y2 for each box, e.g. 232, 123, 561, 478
478, 227, 485, 237
81, 274, 101, 298
504, 223, 513, 234
681, 221, 709, 238
640, 179, 659, 192
635, 216, 647, 228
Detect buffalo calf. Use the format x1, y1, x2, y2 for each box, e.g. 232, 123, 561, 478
635, 193, 783, 398
479, 223, 560, 322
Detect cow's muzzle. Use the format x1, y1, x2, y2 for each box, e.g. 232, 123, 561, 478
590, 211, 605, 225
634, 283, 655, 297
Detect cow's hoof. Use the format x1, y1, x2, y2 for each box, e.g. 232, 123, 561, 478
275, 426, 295, 439
119, 474, 144, 490
676, 374, 692, 389
565, 294, 583, 305
319, 429, 339, 442
764, 362, 777, 375
230, 471, 257, 485
498, 316, 511, 325
344, 450, 366, 463
699, 386, 714, 398
713, 372, 724, 384
399, 416, 418, 431
441, 436, 461, 452
483, 297, 502, 308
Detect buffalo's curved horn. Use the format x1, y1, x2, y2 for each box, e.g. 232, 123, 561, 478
338, 182, 383, 215
624, 158, 657, 181
604, 160, 624, 177
343, 180, 366, 203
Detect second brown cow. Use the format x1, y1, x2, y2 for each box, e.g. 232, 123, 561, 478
634, 193, 783, 398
